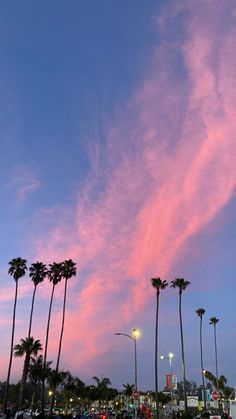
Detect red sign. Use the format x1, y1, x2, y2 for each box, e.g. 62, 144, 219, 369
132, 390, 140, 399
166, 374, 172, 390
211, 391, 220, 401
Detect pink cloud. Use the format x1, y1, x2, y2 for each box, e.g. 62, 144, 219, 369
6, 167, 40, 203
25, 1, 236, 379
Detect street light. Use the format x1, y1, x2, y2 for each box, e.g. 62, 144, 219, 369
114, 328, 140, 390
48, 390, 53, 413
160, 352, 174, 410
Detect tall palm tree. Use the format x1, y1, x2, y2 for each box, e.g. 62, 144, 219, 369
170, 278, 190, 412
209, 317, 219, 390
55, 259, 77, 373
41, 262, 63, 416
3, 257, 28, 412
48, 260, 77, 413
196, 308, 206, 411
28, 262, 48, 338
14, 337, 42, 409
151, 277, 168, 419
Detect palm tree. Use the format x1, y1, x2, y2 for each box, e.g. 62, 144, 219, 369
151, 277, 168, 419
55, 259, 77, 373
60, 373, 85, 414
122, 383, 135, 397
3, 257, 28, 412
170, 278, 190, 412
14, 337, 42, 409
204, 370, 217, 388
28, 262, 48, 338
123, 383, 135, 411
48, 260, 77, 413
41, 262, 63, 416
209, 317, 219, 390
196, 308, 206, 411
28, 355, 52, 414
92, 376, 111, 412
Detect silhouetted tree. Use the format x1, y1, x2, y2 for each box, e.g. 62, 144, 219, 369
151, 277, 168, 419
42, 262, 63, 415
171, 278, 190, 412
209, 317, 219, 390
4, 258, 27, 412
196, 308, 206, 411
28, 262, 48, 338
14, 337, 42, 409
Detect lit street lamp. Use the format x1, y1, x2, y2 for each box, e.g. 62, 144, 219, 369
160, 352, 174, 410
114, 328, 140, 390
48, 390, 53, 413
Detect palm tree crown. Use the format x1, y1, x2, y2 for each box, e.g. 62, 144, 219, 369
210, 316, 219, 326
14, 337, 42, 358
196, 308, 205, 317
48, 262, 64, 285
8, 257, 27, 280
170, 277, 191, 293
151, 277, 168, 293
29, 261, 48, 287
61, 259, 77, 280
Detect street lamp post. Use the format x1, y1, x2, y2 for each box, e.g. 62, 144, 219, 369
160, 353, 174, 411
114, 328, 140, 390
48, 391, 53, 414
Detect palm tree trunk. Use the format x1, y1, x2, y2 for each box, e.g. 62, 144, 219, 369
18, 353, 31, 409
30, 382, 37, 417
3, 280, 18, 413
28, 285, 37, 339
154, 290, 160, 419
42, 284, 55, 416
200, 317, 206, 411
56, 278, 68, 373
214, 325, 219, 389
49, 278, 68, 415
179, 291, 187, 411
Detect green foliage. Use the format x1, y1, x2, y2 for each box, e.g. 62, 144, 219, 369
181, 410, 193, 419
122, 383, 135, 396
201, 412, 210, 418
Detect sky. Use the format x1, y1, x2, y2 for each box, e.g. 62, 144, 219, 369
0, 0, 236, 393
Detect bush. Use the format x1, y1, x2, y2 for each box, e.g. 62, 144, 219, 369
181, 411, 193, 419
201, 413, 210, 418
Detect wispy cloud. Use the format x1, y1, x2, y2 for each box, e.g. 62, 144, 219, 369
27, 0, 236, 377
6, 167, 40, 203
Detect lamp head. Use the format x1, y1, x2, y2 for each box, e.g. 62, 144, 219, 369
169, 352, 174, 359
132, 328, 140, 338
